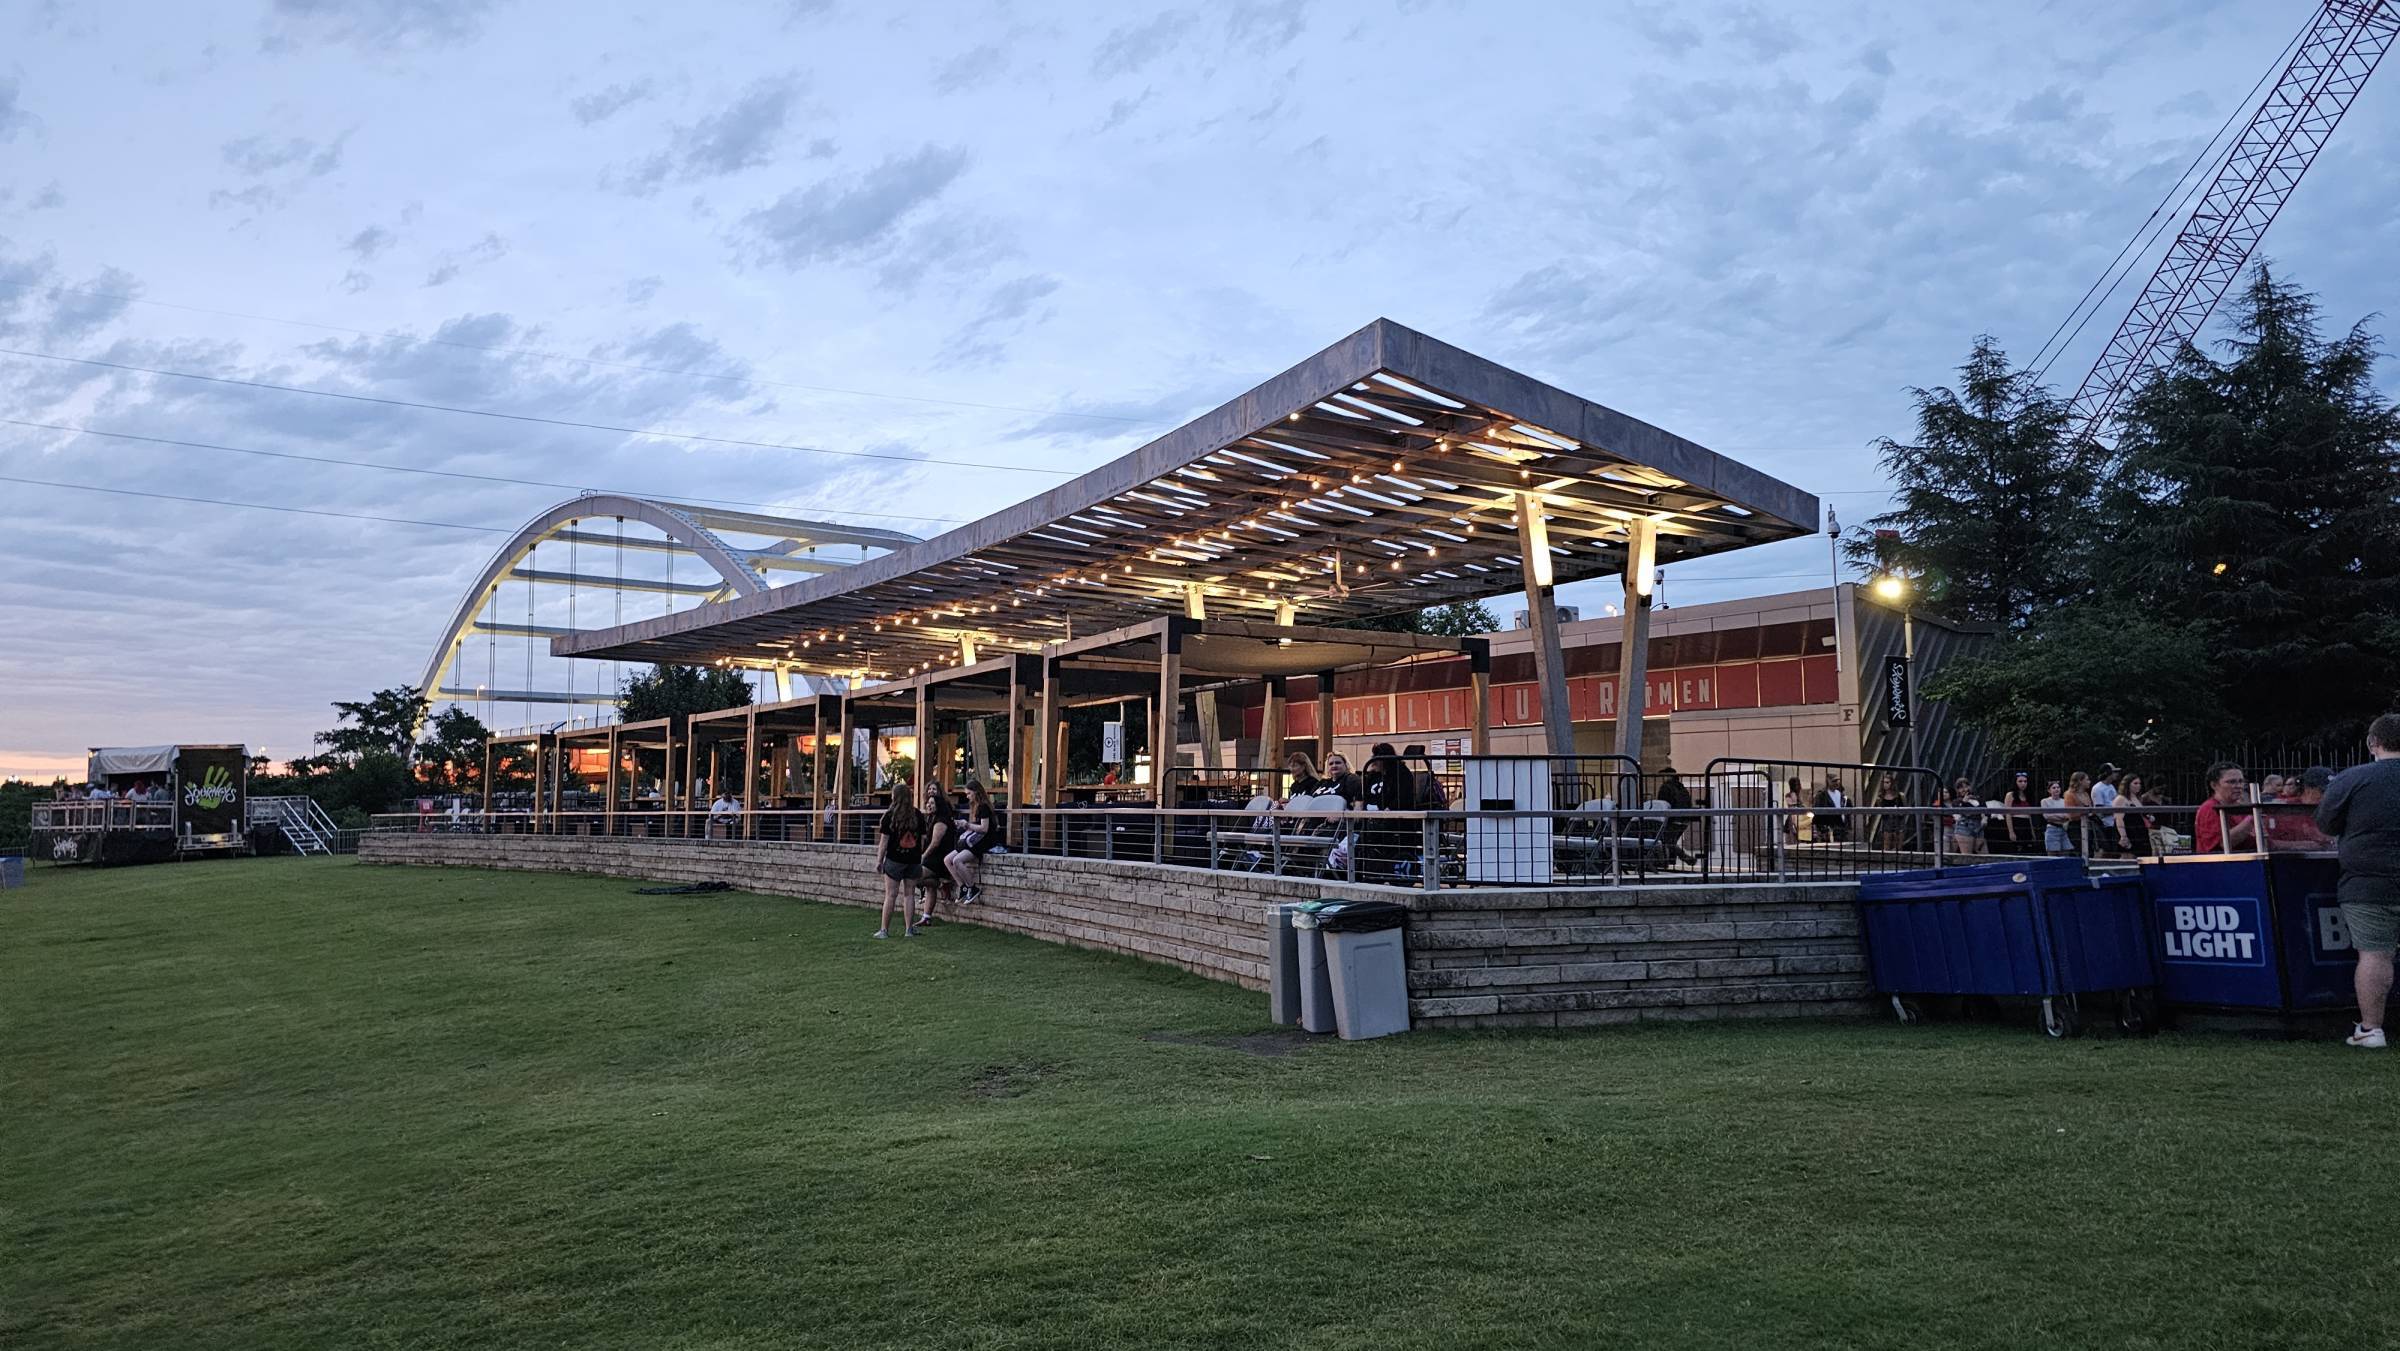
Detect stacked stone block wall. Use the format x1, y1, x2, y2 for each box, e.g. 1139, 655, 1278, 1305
359, 834, 1869, 1026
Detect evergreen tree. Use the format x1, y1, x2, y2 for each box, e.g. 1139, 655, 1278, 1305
1846, 338, 2100, 630
2108, 266, 2400, 744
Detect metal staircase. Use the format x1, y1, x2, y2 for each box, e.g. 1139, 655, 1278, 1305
248, 796, 341, 856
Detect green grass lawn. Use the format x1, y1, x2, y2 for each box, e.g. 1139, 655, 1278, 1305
4, 857, 2393, 1349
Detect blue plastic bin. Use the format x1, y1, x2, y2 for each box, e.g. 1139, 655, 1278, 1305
0, 854, 23, 889
1858, 858, 2157, 1036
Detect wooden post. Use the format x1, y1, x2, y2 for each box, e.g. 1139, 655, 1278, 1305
1156, 621, 1184, 802
809, 700, 829, 840
913, 680, 931, 801
1262, 675, 1286, 782
1316, 671, 1337, 766
741, 707, 759, 840
834, 695, 854, 836
1614, 517, 1659, 767
1468, 640, 1493, 755
665, 726, 679, 836
936, 732, 958, 793
604, 726, 620, 836
1038, 655, 1062, 850
1516, 490, 1575, 757
481, 742, 493, 815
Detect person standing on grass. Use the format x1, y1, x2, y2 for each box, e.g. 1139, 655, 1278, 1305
944, 781, 1002, 905
872, 781, 929, 939
912, 784, 958, 927
2317, 715, 2400, 1049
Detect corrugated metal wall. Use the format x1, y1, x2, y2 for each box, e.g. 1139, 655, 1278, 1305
1851, 593, 1999, 783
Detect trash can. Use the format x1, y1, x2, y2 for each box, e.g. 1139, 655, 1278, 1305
1290, 906, 1339, 1034
0, 854, 22, 890
1858, 857, 2156, 1037
1316, 900, 1413, 1041
1265, 901, 1310, 1025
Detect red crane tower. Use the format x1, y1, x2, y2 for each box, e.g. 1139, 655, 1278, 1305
2058, 0, 2398, 446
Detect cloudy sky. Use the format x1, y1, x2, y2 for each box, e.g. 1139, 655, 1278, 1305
4, 0, 2397, 780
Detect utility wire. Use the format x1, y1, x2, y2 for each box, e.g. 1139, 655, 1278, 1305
0, 416, 969, 526
0, 346, 1084, 477
0, 473, 510, 533
2024, 15, 2308, 379
0, 277, 1150, 424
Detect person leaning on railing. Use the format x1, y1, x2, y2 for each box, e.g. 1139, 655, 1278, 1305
2193, 762, 2258, 854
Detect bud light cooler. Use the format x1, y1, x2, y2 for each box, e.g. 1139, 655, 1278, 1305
2139, 854, 2350, 1013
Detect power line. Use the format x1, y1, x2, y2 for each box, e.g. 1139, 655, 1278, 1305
0, 278, 1151, 424
2025, 16, 2307, 379
0, 346, 1083, 477
0, 416, 969, 526
0, 473, 510, 534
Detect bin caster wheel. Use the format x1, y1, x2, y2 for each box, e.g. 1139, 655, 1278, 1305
1890, 995, 1923, 1026
2116, 989, 2158, 1036
2041, 995, 2083, 1039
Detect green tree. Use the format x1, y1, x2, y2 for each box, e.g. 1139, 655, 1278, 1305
1344, 599, 1503, 636
1925, 608, 2226, 765
1417, 600, 1500, 636
2107, 266, 2400, 744
617, 663, 756, 733
414, 707, 493, 793
316, 686, 428, 762
1846, 337, 2100, 630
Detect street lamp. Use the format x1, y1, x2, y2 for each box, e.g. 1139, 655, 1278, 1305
1873, 574, 1919, 771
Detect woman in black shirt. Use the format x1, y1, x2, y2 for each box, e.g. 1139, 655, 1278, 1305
874, 787, 928, 938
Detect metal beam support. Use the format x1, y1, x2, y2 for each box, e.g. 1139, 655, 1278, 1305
1614, 517, 1659, 767
1515, 491, 1575, 757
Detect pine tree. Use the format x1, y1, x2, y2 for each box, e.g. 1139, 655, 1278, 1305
1846, 338, 2101, 630
2109, 266, 2400, 743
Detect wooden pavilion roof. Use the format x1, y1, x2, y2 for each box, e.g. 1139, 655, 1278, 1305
556, 319, 1817, 681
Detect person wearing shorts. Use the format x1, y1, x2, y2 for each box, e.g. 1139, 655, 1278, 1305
2318, 713, 2400, 1048
873, 786, 929, 939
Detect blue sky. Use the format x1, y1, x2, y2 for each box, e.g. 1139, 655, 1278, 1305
4, 0, 2397, 779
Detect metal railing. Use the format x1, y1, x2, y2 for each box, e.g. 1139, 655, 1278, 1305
367, 798, 2340, 892
29, 802, 176, 832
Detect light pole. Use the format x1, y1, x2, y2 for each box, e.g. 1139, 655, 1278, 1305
1872, 574, 1918, 771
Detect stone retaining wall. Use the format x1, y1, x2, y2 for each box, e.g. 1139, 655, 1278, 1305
359, 833, 1870, 1027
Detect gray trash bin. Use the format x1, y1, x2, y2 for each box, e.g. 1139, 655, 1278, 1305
1291, 908, 1339, 1034
1317, 900, 1412, 1040
1265, 901, 1309, 1025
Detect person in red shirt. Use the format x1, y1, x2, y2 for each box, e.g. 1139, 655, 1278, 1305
2265, 766, 2336, 851
2193, 761, 2259, 854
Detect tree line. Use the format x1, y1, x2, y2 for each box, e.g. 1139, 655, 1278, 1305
1858, 266, 2400, 768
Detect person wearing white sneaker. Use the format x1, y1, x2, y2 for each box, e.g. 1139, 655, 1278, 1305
2320, 713, 2400, 1049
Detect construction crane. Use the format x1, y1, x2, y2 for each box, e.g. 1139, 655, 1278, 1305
2048, 0, 2399, 446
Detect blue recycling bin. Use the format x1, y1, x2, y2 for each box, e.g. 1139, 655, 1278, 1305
1858, 857, 2157, 1036
2141, 852, 2351, 1013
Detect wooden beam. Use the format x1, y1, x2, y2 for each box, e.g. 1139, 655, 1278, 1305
1262, 674, 1286, 775
742, 707, 758, 840
1155, 623, 1183, 800
1468, 641, 1491, 755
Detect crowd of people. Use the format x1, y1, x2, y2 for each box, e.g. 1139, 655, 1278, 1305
1773, 762, 2343, 860
50, 780, 161, 803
